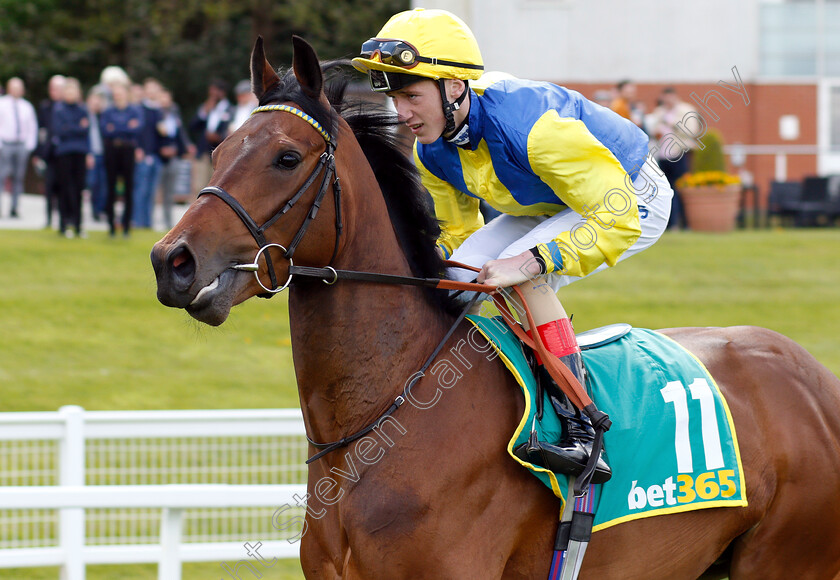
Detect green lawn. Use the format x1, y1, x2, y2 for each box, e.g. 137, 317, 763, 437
0, 229, 298, 412
1, 228, 837, 409
0, 227, 838, 579
0, 561, 305, 580
561, 228, 840, 378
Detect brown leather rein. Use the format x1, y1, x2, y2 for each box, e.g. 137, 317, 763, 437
202, 104, 609, 486
299, 259, 611, 493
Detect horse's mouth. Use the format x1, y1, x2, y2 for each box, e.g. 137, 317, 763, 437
185, 268, 242, 326
190, 276, 221, 308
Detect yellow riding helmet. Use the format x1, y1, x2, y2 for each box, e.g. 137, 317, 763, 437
352, 8, 484, 87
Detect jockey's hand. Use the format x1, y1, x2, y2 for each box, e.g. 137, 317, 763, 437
477, 250, 544, 289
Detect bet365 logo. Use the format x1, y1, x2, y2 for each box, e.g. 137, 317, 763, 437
628, 470, 738, 509
627, 378, 739, 510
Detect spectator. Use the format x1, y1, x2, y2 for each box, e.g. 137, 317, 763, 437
645, 87, 697, 229
85, 88, 108, 220
132, 78, 164, 229
189, 79, 231, 189
129, 83, 145, 106
611, 80, 645, 128
228, 80, 258, 132
0, 77, 39, 219
98, 66, 130, 107
52, 78, 90, 238
156, 89, 194, 230
34, 75, 66, 225
101, 83, 143, 237
610, 80, 634, 120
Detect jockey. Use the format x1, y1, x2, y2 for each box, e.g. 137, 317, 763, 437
353, 8, 673, 482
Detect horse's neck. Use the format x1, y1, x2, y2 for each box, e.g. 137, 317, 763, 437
289, 172, 452, 445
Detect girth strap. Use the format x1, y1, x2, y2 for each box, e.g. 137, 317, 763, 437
548, 478, 596, 580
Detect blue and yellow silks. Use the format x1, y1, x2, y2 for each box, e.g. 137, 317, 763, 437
415, 76, 649, 275
466, 315, 747, 532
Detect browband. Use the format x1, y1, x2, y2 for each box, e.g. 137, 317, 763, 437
251, 104, 333, 144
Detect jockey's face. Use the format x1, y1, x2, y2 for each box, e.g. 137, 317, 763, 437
388, 79, 444, 144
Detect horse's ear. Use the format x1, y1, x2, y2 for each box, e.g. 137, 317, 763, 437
251, 36, 281, 101
292, 35, 323, 99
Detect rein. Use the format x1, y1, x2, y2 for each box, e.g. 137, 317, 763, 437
300, 261, 610, 493
288, 264, 493, 294
199, 103, 491, 298
202, 103, 608, 491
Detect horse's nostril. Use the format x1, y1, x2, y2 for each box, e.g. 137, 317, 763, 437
169, 246, 196, 283
172, 252, 188, 270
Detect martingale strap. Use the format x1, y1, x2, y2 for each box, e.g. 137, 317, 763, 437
300, 260, 610, 479
305, 291, 481, 464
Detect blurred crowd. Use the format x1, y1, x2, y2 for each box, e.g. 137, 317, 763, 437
0, 69, 258, 238
1, 70, 699, 236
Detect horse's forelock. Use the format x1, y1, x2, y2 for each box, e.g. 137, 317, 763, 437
258, 61, 352, 142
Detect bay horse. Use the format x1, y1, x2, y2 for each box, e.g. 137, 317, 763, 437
151, 37, 840, 579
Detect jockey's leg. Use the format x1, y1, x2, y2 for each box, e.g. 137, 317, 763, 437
509, 281, 611, 482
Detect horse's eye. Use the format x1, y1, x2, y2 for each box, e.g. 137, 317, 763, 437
276, 152, 301, 170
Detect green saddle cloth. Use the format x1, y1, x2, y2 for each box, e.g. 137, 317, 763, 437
466, 315, 747, 532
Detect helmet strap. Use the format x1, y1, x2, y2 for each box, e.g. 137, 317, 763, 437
439, 79, 469, 138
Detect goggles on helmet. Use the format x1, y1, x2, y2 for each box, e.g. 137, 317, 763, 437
360, 37, 484, 92
361, 39, 424, 68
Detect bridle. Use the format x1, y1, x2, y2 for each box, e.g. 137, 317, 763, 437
197, 104, 342, 298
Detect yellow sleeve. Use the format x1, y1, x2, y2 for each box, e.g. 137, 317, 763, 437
413, 144, 484, 258
527, 111, 641, 278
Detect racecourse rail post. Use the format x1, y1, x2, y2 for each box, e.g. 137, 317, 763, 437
58, 405, 86, 580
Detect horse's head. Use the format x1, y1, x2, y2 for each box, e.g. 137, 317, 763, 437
151, 36, 346, 326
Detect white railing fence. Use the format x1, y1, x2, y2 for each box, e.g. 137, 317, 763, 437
0, 406, 309, 579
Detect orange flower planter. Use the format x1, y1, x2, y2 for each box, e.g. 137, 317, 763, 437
680, 185, 741, 232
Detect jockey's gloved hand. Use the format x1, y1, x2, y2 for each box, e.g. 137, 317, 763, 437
477, 250, 545, 288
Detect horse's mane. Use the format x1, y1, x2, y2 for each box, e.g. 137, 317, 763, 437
261, 64, 461, 316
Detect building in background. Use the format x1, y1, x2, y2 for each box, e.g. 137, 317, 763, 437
412, 0, 840, 204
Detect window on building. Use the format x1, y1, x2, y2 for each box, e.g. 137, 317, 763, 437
760, 1, 840, 77
830, 86, 840, 149
827, 8, 840, 76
